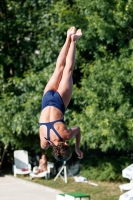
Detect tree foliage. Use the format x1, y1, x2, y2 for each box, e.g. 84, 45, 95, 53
1, 0, 133, 153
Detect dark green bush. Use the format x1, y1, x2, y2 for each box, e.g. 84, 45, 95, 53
80, 154, 133, 182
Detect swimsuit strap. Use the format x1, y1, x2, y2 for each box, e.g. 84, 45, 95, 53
39, 119, 64, 141
51, 125, 63, 141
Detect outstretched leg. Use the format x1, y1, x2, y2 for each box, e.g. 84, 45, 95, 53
44, 27, 76, 94
57, 29, 82, 108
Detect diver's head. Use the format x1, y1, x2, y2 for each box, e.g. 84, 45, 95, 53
52, 141, 72, 162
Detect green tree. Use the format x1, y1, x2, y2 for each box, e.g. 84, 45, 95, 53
70, 0, 133, 151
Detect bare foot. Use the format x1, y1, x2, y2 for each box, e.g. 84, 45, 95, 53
67, 26, 76, 39
71, 29, 82, 42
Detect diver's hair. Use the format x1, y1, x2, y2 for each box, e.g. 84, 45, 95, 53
52, 142, 72, 160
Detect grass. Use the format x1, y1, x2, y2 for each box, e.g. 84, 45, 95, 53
17, 174, 124, 200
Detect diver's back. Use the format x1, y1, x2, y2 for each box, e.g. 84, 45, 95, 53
39, 106, 64, 123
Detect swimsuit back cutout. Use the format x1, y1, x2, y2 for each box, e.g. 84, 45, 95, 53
39, 119, 64, 141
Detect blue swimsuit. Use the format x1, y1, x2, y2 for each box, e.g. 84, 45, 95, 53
41, 90, 65, 115
39, 119, 64, 142
39, 90, 66, 143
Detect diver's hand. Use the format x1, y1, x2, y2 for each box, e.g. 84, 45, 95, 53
75, 147, 83, 159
